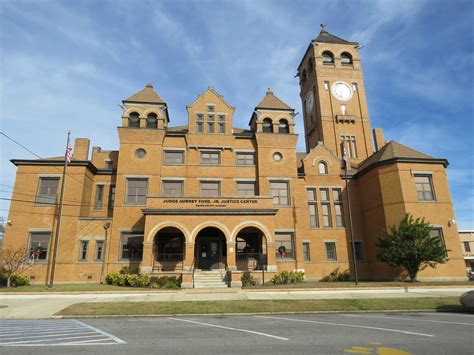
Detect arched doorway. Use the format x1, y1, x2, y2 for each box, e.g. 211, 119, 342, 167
235, 227, 267, 270
195, 227, 227, 270
153, 227, 185, 271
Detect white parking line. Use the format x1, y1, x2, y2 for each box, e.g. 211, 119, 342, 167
255, 315, 434, 337
167, 317, 289, 341
73, 320, 127, 344
0, 327, 85, 336
0, 333, 105, 345
342, 314, 474, 326
0, 330, 96, 341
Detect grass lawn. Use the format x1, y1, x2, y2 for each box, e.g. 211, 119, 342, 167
0, 283, 154, 293
245, 280, 474, 289
56, 297, 464, 316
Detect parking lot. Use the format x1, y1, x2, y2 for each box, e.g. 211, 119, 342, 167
1, 312, 473, 354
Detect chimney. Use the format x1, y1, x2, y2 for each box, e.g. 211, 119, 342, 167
373, 128, 385, 152
72, 138, 90, 160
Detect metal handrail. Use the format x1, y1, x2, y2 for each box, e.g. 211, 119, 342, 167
191, 256, 196, 288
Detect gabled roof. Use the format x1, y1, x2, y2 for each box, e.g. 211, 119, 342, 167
313, 28, 358, 45
123, 84, 165, 104
255, 88, 293, 111
187, 86, 235, 110
356, 141, 447, 174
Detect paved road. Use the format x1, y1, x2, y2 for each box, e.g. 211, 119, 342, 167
1, 287, 470, 319
1, 312, 473, 354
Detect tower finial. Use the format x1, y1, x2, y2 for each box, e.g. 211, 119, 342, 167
320, 23, 327, 32
266, 88, 273, 95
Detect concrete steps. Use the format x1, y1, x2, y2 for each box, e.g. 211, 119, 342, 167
193, 270, 228, 288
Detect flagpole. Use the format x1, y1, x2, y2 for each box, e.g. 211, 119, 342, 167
344, 152, 359, 286
49, 131, 71, 289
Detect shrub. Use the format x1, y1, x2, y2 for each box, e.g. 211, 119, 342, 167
105, 272, 120, 285
150, 276, 181, 289
117, 274, 128, 286
126, 274, 140, 287
137, 274, 149, 287
241, 271, 257, 287
120, 266, 139, 275
0, 273, 30, 287
320, 268, 350, 282
270, 271, 304, 285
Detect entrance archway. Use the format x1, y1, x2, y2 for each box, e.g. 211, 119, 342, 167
153, 227, 185, 271
195, 227, 227, 270
235, 227, 267, 270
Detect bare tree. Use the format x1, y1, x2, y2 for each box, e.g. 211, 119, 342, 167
0, 247, 33, 287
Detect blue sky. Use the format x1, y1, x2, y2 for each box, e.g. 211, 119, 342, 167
1, 0, 473, 229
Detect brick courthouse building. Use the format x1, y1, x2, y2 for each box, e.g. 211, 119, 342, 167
2, 29, 466, 287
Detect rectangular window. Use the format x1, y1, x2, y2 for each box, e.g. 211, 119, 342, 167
325, 241, 337, 261
207, 114, 215, 133
307, 188, 318, 228
200, 151, 220, 165
126, 178, 148, 205
200, 181, 220, 197
36, 177, 59, 204
275, 233, 294, 259
164, 150, 184, 164
95, 241, 104, 261
464, 241, 471, 253
353, 241, 363, 261
415, 175, 435, 201
79, 240, 88, 261
207, 105, 215, 112
303, 242, 311, 261
105, 160, 113, 169
341, 135, 357, 158
218, 115, 225, 133
236, 153, 255, 166
270, 181, 290, 206
320, 188, 332, 227
108, 185, 116, 210
333, 188, 344, 227
236, 182, 256, 196
29, 232, 51, 261
94, 185, 104, 210
196, 114, 204, 133
162, 180, 184, 197
430, 228, 446, 251
120, 233, 144, 261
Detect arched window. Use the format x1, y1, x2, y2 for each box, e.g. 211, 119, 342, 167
262, 118, 273, 133
278, 119, 289, 134
341, 52, 353, 65
318, 161, 328, 175
322, 51, 334, 64
146, 113, 158, 129
129, 112, 140, 128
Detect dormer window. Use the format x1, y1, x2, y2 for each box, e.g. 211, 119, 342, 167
129, 112, 140, 128
146, 113, 157, 129
318, 161, 328, 175
278, 119, 289, 134
322, 51, 334, 64
218, 115, 225, 133
196, 114, 204, 133
207, 105, 215, 112
341, 52, 353, 65
207, 114, 215, 133
262, 118, 273, 133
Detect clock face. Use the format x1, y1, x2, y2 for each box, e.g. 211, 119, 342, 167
306, 92, 314, 112
331, 81, 353, 101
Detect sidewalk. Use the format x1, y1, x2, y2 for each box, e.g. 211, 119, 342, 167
0, 287, 470, 319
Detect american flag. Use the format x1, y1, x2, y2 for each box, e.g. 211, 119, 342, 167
66, 143, 72, 163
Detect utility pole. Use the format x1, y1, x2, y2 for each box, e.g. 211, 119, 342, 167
49, 131, 71, 289
344, 167, 359, 285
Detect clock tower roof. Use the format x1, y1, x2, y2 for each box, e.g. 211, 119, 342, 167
312, 27, 358, 46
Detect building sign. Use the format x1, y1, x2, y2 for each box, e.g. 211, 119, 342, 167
162, 198, 258, 208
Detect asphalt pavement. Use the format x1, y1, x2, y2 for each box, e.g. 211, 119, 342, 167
1, 312, 473, 354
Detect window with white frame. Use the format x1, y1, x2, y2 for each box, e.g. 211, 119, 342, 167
164, 150, 184, 164
200, 181, 220, 197
414, 174, 435, 201
196, 114, 204, 133
318, 161, 328, 175
95, 241, 104, 261
270, 181, 290, 206
218, 115, 225, 133
120, 233, 144, 261
307, 188, 319, 228
79, 240, 88, 261
463, 242, 471, 252
430, 228, 446, 252
303, 242, 311, 261
275, 232, 294, 259
94, 185, 104, 210
200, 151, 220, 165
236, 152, 255, 166
333, 188, 344, 227
108, 185, 115, 210
341, 135, 357, 158
162, 180, 184, 197
325, 241, 337, 261
320, 188, 332, 227
207, 114, 215, 133
126, 178, 148, 205
236, 182, 256, 196
36, 177, 59, 204
29, 232, 51, 261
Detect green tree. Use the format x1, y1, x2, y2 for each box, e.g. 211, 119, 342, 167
376, 214, 448, 282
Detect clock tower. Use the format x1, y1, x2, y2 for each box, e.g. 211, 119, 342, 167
298, 27, 374, 161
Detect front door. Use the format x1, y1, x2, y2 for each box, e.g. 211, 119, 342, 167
197, 238, 221, 270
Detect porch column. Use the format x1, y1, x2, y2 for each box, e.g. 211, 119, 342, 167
227, 242, 236, 271
141, 242, 154, 274
266, 241, 277, 272
183, 242, 195, 272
